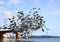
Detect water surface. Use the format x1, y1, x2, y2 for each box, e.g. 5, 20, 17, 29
2, 36, 60, 42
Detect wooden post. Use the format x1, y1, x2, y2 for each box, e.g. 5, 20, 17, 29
0, 33, 4, 42
16, 32, 21, 41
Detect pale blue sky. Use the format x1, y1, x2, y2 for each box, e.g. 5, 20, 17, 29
0, 0, 60, 36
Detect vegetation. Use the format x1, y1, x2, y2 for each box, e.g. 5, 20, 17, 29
8, 8, 46, 33
0, 8, 48, 41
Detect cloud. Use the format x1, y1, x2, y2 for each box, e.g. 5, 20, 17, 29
7, 0, 24, 6
0, 7, 14, 18
0, 0, 5, 5
0, 0, 24, 8
33, 0, 40, 4
4, 10, 13, 18
10, 0, 20, 4
48, 0, 55, 3
48, 0, 57, 4
42, 9, 60, 15
0, 7, 17, 26
56, 26, 60, 28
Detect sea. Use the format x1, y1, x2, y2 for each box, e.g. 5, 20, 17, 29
28, 36, 60, 42
2, 36, 60, 42
29, 37, 60, 42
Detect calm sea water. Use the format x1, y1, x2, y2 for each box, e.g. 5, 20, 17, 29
3, 37, 60, 42
29, 38, 60, 42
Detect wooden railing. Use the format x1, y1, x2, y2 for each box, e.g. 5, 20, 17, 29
0, 29, 20, 42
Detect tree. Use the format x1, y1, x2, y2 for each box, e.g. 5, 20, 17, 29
8, 8, 47, 41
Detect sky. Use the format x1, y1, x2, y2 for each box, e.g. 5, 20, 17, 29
0, 0, 60, 36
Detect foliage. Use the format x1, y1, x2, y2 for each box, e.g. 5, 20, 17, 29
0, 8, 47, 37
8, 8, 46, 34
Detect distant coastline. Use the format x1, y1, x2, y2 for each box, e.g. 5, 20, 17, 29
29, 35, 60, 38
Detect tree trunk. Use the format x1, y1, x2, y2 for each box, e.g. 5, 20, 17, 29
25, 32, 28, 42
16, 32, 21, 41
